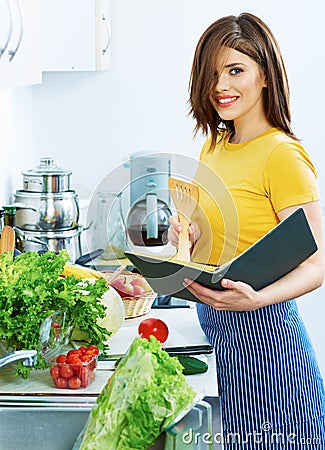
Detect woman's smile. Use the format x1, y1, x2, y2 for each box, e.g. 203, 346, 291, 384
215, 95, 239, 107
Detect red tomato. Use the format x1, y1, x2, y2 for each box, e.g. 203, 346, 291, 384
55, 377, 68, 389
84, 349, 96, 358
60, 364, 74, 379
67, 354, 81, 363
138, 318, 169, 343
67, 349, 81, 357
78, 346, 88, 354
81, 354, 93, 363
50, 365, 60, 379
79, 366, 90, 388
69, 357, 82, 372
56, 354, 67, 364
87, 345, 99, 355
68, 376, 82, 390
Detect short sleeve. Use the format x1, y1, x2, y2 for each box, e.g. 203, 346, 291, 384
263, 142, 320, 212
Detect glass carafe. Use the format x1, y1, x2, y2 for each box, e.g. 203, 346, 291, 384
94, 192, 127, 260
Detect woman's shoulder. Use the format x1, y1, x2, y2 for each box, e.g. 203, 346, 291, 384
200, 130, 229, 156
257, 127, 301, 147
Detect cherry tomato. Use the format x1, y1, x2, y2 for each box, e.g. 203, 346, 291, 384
68, 357, 82, 372
55, 377, 68, 389
67, 349, 81, 357
87, 345, 99, 355
56, 354, 67, 364
68, 376, 82, 390
84, 349, 96, 358
81, 354, 93, 363
50, 365, 60, 379
60, 364, 74, 379
79, 366, 90, 387
78, 346, 88, 354
138, 318, 169, 343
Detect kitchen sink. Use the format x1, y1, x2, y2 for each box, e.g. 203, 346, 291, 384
0, 395, 222, 450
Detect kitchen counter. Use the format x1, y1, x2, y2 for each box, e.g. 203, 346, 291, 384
0, 306, 218, 397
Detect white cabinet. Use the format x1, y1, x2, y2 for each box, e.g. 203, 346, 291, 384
0, 0, 42, 88
41, 0, 111, 72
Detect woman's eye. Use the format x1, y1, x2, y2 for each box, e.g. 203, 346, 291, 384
230, 67, 243, 75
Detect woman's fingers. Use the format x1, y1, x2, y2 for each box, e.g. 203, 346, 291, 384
168, 215, 181, 248
168, 216, 201, 250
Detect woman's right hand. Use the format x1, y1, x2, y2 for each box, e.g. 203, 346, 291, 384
167, 215, 201, 250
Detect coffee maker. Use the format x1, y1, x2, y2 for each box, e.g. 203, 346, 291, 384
126, 153, 173, 254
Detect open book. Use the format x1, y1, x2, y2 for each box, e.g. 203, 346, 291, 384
125, 208, 318, 303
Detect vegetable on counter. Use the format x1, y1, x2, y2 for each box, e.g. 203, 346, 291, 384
173, 354, 209, 375
0, 251, 111, 379
49, 345, 99, 389
77, 336, 196, 450
138, 317, 169, 343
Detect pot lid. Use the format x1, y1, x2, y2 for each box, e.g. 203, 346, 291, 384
22, 158, 72, 177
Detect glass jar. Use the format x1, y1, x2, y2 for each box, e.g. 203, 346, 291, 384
93, 192, 127, 260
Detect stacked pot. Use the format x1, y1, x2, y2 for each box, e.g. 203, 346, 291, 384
13, 157, 83, 261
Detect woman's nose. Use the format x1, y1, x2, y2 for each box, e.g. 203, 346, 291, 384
216, 73, 230, 92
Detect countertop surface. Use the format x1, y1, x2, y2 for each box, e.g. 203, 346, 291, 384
0, 306, 218, 397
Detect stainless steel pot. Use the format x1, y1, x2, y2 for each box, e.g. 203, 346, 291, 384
14, 190, 79, 231
13, 157, 79, 232
22, 157, 71, 193
22, 226, 83, 262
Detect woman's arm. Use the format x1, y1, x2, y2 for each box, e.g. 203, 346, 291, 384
184, 201, 325, 311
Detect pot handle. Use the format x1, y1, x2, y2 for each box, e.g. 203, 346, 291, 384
74, 249, 104, 266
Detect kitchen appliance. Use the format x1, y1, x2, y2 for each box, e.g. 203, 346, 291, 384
126, 153, 172, 249
13, 157, 83, 261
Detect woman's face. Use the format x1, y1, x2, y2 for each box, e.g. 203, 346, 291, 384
210, 47, 267, 126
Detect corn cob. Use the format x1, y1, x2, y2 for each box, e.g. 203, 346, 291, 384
0, 226, 15, 255
62, 263, 103, 280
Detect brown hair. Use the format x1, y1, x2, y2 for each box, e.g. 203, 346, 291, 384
189, 12, 297, 149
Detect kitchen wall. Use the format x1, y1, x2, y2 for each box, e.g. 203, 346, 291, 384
1, 0, 325, 374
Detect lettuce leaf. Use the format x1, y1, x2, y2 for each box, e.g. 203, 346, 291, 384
0, 251, 110, 378
79, 336, 196, 449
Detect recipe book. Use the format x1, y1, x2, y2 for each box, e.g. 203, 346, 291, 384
125, 208, 318, 303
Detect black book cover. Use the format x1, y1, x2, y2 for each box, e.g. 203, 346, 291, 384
125, 208, 318, 303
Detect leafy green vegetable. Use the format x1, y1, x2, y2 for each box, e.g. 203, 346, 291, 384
79, 336, 196, 450
0, 251, 111, 379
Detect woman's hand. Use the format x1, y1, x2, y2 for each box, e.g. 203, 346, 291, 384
183, 278, 262, 312
168, 215, 201, 250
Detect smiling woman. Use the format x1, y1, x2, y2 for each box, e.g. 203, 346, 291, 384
168, 11, 325, 449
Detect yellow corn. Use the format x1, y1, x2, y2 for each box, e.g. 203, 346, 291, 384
62, 263, 103, 280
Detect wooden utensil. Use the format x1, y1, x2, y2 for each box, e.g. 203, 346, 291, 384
0, 226, 15, 255
168, 178, 199, 262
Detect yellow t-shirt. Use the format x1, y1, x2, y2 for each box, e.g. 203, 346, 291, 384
191, 127, 320, 265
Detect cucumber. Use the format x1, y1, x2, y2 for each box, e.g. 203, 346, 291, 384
174, 355, 208, 375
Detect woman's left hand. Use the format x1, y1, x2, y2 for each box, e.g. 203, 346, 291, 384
183, 277, 262, 312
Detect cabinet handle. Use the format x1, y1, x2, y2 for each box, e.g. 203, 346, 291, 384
8, 0, 23, 61
0, 0, 13, 59
101, 13, 111, 56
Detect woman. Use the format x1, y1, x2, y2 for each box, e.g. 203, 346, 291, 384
168, 13, 325, 448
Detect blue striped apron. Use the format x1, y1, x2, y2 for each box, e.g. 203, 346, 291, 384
197, 300, 325, 448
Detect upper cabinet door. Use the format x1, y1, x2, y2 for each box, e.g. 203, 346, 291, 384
0, 0, 42, 88
41, 0, 111, 72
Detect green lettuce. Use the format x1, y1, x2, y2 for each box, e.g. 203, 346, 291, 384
0, 251, 110, 378
79, 336, 196, 450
